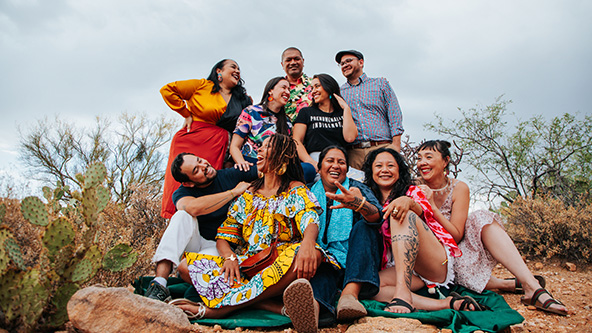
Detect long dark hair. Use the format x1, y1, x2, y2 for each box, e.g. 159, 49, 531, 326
250, 133, 304, 195
312, 74, 343, 113
417, 140, 452, 174
363, 147, 412, 203
206, 59, 248, 98
259, 77, 290, 136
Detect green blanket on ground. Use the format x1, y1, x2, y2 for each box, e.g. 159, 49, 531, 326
133, 277, 523, 333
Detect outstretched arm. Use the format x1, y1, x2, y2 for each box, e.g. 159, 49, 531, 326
176, 181, 250, 217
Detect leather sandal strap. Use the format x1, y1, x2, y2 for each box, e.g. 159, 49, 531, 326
530, 288, 548, 306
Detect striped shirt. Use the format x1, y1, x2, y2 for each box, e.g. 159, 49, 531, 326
340, 73, 403, 144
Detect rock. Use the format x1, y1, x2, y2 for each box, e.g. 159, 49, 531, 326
566, 262, 576, 271
534, 262, 544, 270
510, 323, 525, 332
346, 316, 438, 332
441, 329, 453, 333
67, 285, 192, 333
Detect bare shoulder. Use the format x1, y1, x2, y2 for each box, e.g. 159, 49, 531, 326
452, 179, 470, 198
289, 181, 306, 190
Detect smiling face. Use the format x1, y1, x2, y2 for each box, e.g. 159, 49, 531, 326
180, 155, 217, 187
269, 79, 290, 108
281, 49, 304, 79
216, 60, 241, 88
339, 55, 364, 80
371, 152, 400, 191
319, 148, 348, 192
416, 147, 449, 182
311, 78, 329, 104
256, 137, 272, 173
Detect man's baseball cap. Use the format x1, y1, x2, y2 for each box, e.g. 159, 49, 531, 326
335, 50, 364, 63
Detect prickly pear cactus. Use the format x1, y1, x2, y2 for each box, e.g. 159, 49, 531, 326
42, 217, 75, 257
0, 269, 24, 323
21, 196, 49, 226
47, 282, 79, 327
0, 227, 13, 274
17, 268, 50, 327
0, 202, 6, 222
84, 162, 107, 189
4, 237, 26, 271
103, 243, 138, 272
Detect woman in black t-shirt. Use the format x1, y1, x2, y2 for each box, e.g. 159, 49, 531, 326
293, 74, 357, 172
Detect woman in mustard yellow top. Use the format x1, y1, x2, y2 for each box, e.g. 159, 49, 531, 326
160, 59, 251, 218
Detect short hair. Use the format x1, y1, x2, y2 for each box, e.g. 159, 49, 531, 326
281, 47, 303, 61
417, 140, 452, 172
317, 145, 349, 171
171, 152, 194, 183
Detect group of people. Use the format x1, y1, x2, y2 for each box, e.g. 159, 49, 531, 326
146, 48, 567, 332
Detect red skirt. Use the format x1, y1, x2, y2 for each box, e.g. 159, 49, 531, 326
161, 121, 229, 219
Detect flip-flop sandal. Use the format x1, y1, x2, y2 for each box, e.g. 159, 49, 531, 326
168, 298, 207, 319
504, 275, 546, 294
384, 298, 415, 313
449, 291, 490, 311
520, 288, 568, 316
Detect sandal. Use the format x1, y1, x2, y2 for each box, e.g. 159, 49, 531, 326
168, 298, 207, 319
449, 291, 489, 311
384, 298, 415, 313
520, 288, 568, 316
504, 275, 546, 294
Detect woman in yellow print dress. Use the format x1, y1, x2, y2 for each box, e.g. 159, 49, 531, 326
175, 133, 326, 319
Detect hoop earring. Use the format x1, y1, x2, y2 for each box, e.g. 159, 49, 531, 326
217, 73, 222, 82
276, 163, 287, 176
268, 96, 273, 102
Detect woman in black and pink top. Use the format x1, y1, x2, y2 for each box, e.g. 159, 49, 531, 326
293, 74, 358, 173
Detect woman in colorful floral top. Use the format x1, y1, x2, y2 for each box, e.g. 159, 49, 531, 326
229, 77, 291, 172
174, 134, 323, 319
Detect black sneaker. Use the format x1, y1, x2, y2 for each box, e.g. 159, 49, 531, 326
145, 280, 171, 302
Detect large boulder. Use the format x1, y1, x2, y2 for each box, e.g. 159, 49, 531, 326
67, 285, 193, 333
346, 316, 439, 333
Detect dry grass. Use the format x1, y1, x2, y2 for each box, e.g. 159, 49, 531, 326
504, 196, 592, 263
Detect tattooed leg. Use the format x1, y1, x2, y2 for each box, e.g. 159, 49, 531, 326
385, 211, 420, 313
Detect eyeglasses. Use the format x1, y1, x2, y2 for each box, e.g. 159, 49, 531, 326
338, 58, 356, 67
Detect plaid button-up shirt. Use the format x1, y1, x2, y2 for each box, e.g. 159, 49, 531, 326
340, 73, 403, 144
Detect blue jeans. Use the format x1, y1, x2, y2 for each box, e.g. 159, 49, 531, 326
310, 220, 382, 315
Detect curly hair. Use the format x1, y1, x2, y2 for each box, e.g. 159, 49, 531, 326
362, 147, 413, 203
250, 133, 304, 195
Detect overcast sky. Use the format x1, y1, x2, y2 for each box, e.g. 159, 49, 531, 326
1, 0, 590, 197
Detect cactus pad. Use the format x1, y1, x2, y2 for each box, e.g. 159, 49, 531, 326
0, 202, 6, 222
96, 185, 110, 213
17, 269, 50, 327
48, 282, 79, 327
84, 162, 107, 189
66, 259, 94, 283
4, 237, 26, 271
102, 243, 138, 272
0, 228, 13, 274
42, 186, 52, 201
21, 196, 49, 226
43, 217, 75, 257
53, 245, 74, 276
0, 269, 24, 323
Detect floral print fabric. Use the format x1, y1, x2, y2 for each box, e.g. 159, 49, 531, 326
184, 185, 323, 308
